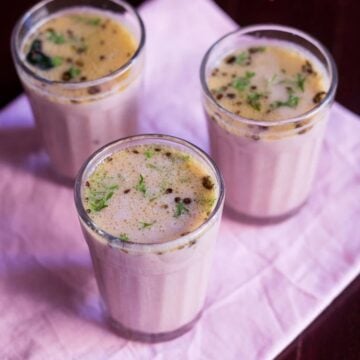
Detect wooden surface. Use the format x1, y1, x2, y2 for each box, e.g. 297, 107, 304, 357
277, 274, 360, 360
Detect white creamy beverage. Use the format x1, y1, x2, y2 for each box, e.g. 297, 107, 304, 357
12, 1, 144, 179
202, 26, 337, 220
75, 135, 224, 341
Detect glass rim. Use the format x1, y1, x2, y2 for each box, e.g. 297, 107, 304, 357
199, 24, 338, 127
11, 0, 146, 89
74, 134, 225, 252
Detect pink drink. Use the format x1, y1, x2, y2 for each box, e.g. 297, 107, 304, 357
74, 135, 224, 341
207, 115, 327, 218
12, 0, 145, 179
25, 75, 141, 178
201, 25, 337, 221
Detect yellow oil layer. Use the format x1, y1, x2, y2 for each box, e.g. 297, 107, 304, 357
83, 144, 218, 244
207, 44, 328, 122
22, 9, 137, 83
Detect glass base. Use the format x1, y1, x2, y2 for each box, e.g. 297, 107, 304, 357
224, 200, 307, 225
108, 311, 202, 343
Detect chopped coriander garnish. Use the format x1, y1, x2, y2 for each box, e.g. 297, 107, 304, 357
86, 17, 101, 26
135, 174, 146, 195
174, 201, 189, 218
73, 15, 102, 26
267, 74, 278, 86
69, 66, 81, 78
232, 71, 255, 92
295, 73, 306, 92
175, 154, 190, 162
51, 56, 63, 67
146, 163, 161, 171
197, 197, 216, 208
46, 29, 65, 44
144, 149, 154, 159
247, 92, 263, 111
88, 184, 119, 212
285, 94, 300, 107
119, 233, 129, 241
182, 155, 190, 161
139, 221, 156, 229
236, 51, 249, 65
62, 66, 81, 81
249, 46, 266, 53
270, 94, 300, 110
26, 39, 54, 70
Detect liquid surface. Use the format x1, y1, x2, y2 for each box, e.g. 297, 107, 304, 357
22, 8, 136, 82
82, 144, 218, 244
207, 44, 328, 121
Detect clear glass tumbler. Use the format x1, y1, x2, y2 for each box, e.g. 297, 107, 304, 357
74, 134, 225, 342
200, 25, 337, 222
12, 0, 145, 179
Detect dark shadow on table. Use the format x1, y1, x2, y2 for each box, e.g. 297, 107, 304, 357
276, 273, 360, 360
3, 256, 107, 330
0, 127, 73, 187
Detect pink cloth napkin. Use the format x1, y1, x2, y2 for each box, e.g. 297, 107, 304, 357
1, 0, 360, 358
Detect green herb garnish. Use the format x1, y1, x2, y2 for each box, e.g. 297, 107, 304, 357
236, 51, 249, 65
135, 174, 146, 195
47, 29, 65, 44
249, 46, 266, 53
197, 197, 216, 208
247, 92, 263, 111
180, 154, 190, 162
88, 184, 119, 212
174, 201, 189, 218
26, 39, 54, 70
119, 233, 129, 241
144, 149, 154, 159
146, 163, 161, 171
232, 71, 256, 92
62, 66, 81, 81
270, 94, 300, 109
73, 15, 102, 26
267, 74, 278, 86
86, 17, 101, 26
51, 56, 63, 67
139, 221, 156, 229
295, 73, 306, 92
69, 66, 81, 78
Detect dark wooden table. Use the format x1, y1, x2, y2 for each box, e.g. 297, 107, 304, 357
277, 274, 360, 360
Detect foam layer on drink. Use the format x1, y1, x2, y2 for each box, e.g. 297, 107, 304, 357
82, 144, 218, 244
22, 8, 136, 85
204, 40, 332, 218
207, 43, 328, 124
